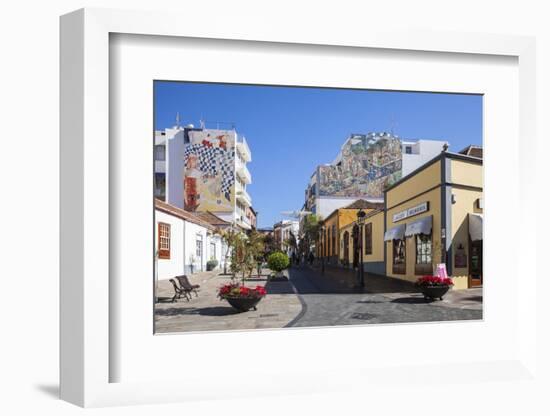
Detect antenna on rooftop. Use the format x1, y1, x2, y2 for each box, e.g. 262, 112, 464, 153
175, 112, 181, 128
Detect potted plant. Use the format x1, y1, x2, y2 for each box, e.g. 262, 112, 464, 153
267, 251, 290, 280
217, 283, 267, 312
206, 258, 218, 271
415, 275, 454, 301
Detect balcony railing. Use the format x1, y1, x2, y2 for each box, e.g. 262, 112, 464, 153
236, 158, 252, 184
236, 188, 252, 207
236, 134, 252, 162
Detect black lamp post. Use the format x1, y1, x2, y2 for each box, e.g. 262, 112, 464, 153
357, 208, 366, 287
320, 223, 326, 275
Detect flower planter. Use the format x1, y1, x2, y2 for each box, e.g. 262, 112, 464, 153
420, 285, 450, 301
225, 296, 263, 312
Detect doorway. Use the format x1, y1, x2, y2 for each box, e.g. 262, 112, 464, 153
469, 239, 483, 287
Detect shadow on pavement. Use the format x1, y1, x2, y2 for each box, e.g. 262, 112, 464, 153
265, 280, 295, 294
289, 265, 417, 295
156, 306, 239, 317
391, 297, 435, 304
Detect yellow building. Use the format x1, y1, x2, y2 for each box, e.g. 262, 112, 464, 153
318, 199, 383, 265
384, 151, 483, 289
339, 209, 385, 275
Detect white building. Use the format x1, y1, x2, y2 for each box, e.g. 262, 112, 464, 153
154, 122, 254, 230
273, 220, 300, 256
155, 199, 227, 280
304, 132, 448, 219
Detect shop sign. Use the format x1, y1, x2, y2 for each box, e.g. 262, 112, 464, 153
392, 201, 429, 223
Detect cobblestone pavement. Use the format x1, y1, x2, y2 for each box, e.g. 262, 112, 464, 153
286, 264, 482, 328
154, 269, 302, 334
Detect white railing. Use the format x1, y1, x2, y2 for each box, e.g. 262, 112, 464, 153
236, 134, 252, 162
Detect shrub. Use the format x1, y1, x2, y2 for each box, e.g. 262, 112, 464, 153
206, 259, 219, 271
267, 251, 290, 272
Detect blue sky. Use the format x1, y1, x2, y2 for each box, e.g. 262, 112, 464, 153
155, 82, 482, 228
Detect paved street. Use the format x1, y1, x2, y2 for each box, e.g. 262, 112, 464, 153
286, 264, 482, 328
154, 269, 302, 333
155, 264, 482, 334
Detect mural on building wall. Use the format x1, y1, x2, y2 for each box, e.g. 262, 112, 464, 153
183, 130, 235, 212
318, 132, 403, 198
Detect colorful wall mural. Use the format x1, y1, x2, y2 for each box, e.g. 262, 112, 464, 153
317, 133, 403, 198
183, 129, 235, 212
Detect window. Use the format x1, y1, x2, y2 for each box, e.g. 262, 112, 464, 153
392, 239, 406, 274
415, 234, 432, 275
154, 173, 166, 200
157, 222, 171, 259
364, 223, 372, 255
210, 242, 216, 259
331, 225, 336, 256
405, 146, 412, 154
196, 238, 203, 258
155, 145, 166, 161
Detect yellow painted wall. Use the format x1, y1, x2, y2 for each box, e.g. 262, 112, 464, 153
339, 222, 355, 264
385, 188, 442, 283
363, 211, 384, 262
338, 210, 384, 264
449, 186, 483, 290
451, 159, 483, 188
386, 160, 441, 208
323, 212, 339, 258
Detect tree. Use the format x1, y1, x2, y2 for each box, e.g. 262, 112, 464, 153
301, 214, 321, 256
218, 225, 240, 275
230, 230, 266, 284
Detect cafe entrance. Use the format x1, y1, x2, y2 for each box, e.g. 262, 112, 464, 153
468, 213, 483, 288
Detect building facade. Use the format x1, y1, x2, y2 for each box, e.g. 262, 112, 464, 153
154, 123, 254, 230
273, 220, 300, 256
154, 199, 227, 280
339, 209, 385, 275
317, 199, 384, 265
383, 151, 483, 289
304, 132, 448, 219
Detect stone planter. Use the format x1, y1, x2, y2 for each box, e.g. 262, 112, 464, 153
225, 296, 263, 312
419, 285, 450, 301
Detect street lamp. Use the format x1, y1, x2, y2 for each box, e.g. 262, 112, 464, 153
357, 208, 366, 288
319, 222, 326, 275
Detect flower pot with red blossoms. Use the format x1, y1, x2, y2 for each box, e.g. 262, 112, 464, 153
415, 275, 454, 301
218, 283, 267, 312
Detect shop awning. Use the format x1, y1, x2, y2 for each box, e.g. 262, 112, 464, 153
469, 213, 483, 242
384, 224, 406, 241
404, 216, 432, 237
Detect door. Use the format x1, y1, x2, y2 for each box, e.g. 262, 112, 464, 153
469, 240, 483, 287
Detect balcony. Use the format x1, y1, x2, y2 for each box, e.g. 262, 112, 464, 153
236, 188, 252, 207
236, 134, 252, 162
236, 158, 252, 184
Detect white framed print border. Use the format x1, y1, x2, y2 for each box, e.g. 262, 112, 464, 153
60, 8, 538, 408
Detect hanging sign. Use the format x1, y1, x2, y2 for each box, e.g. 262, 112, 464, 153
392, 201, 429, 223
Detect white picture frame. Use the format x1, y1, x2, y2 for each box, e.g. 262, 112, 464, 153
60, 8, 538, 408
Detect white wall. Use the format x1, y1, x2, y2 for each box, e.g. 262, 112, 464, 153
155, 209, 223, 279
155, 210, 186, 280
402, 140, 448, 176
166, 129, 185, 209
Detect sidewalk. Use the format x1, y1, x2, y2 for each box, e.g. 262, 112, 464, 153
303, 262, 417, 294
154, 268, 303, 333
301, 262, 482, 311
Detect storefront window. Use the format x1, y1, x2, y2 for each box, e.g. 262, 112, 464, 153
415, 234, 432, 275
392, 239, 406, 274
365, 223, 372, 255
